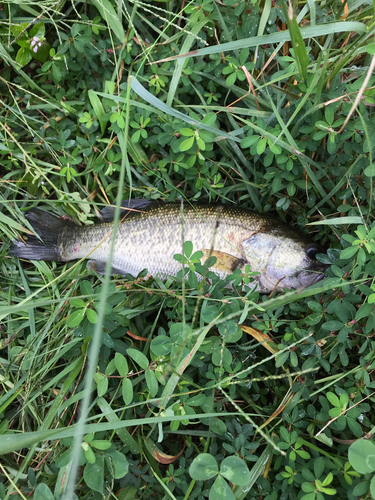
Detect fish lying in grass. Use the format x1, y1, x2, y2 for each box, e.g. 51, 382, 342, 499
10, 200, 327, 293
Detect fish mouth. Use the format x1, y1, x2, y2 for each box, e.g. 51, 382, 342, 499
298, 265, 328, 288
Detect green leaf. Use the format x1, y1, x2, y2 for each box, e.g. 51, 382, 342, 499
115, 353, 129, 377
302, 482, 316, 492
16, 47, 33, 67
179, 137, 195, 152
241, 135, 259, 148
34, 483, 55, 500
275, 351, 289, 367
189, 453, 218, 480
187, 394, 207, 406
184, 240, 193, 258
91, 439, 111, 450
210, 417, 227, 435
70, 298, 86, 308
322, 321, 344, 331
210, 475, 235, 500
256, 137, 267, 155
212, 346, 232, 367
127, 348, 149, 369
96, 375, 108, 398
145, 369, 158, 397
11, 23, 27, 37
348, 439, 375, 473
201, 305, 221, 323
71, 23, 82, 37
83, 454, 104, 493
322, 472, 333, 487
180, 128, 195, 137
66, 309, 85, 327
196, 137, 205, 150
226, 72, 237, 87
52, 63, 62, 81
122, 378, 133, 405
150, 336, 173, 356
86, 308, 98, 324
80, 280, 93, 296
84, 446, 96, 464
314, 457, 325, 479
279, 426, 290, 443
109, 450, 129, 479
220, 456, 251, 486
370, 475, 375, 499
131, 130, 140, 143
364, 163, 375, 176
340, 246, 359, 259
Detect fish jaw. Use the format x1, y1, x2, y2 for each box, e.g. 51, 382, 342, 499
296, 264, 328, 288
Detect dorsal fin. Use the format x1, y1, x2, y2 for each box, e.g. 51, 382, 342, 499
99, 199, 154, 222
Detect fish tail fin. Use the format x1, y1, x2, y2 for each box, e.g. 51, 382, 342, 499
10, 209, 72, 261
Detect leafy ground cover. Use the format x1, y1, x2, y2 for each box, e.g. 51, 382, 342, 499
1, 0, 375, 498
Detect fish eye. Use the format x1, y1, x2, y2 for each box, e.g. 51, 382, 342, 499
307, 243, 321, 260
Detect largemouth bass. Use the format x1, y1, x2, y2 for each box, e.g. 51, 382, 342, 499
10, 200, 327, 293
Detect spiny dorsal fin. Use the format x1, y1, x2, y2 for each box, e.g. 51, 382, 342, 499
99, 199, 154, 222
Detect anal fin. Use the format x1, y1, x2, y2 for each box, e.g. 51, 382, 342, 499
87, 260, 126, 277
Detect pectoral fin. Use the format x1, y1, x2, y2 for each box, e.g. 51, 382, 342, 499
200, 249, 245, 275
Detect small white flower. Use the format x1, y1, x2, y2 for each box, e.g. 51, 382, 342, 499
30, 36, 41, 53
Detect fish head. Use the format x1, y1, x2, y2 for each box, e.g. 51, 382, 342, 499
241, 231, 328, 293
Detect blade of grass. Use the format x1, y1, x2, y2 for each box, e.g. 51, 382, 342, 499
234, 441, 276, 499
91, 0, 126, 42
281, 0, 310, 81
167, 19, 208, 107
157, 324, 211, 411
62, 75, 133, 498
97, 397, 141, 454
180, 104, 271, 118
88, 90, 107, 135
127, 77, 242, 142
5, 356, 84, 498
94, 90, 244, 139
307, 216, 364, 225
0, 412, 240, 456
153, 22, 366, 62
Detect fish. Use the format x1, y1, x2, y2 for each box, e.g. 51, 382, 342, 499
9, 200, 327, 293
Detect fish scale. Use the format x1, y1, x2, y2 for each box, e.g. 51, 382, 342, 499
64, 204, 263, 278
10, 201, 327, 293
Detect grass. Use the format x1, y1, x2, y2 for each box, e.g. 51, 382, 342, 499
1, 0, 375, 499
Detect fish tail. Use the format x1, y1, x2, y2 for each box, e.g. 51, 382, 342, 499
10, 209, 72, 261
